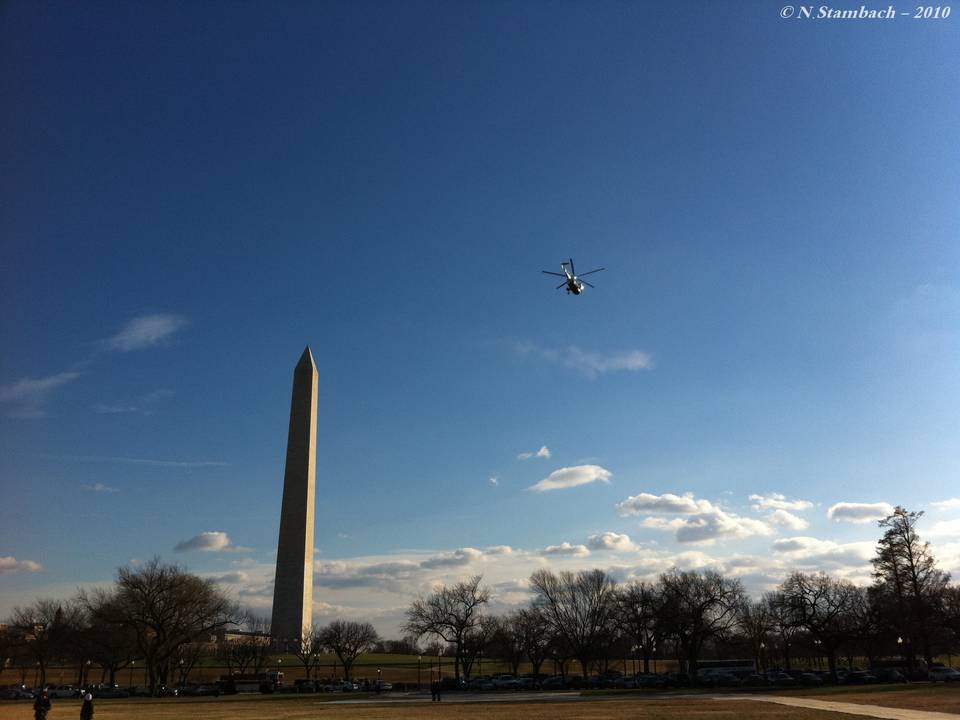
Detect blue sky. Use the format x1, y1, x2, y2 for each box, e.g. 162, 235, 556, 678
2, 1, 958, 633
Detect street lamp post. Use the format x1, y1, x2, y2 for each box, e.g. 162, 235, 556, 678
417, 656, 422, 691
437, 649, 442, 683
129, 660, 135, 688
377, 667, 381, 693
759, 642, 766, 672
813, 638, 822, 670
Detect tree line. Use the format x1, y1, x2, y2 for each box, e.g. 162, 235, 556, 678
403, 507, 960, 682
4, 507, 959, 692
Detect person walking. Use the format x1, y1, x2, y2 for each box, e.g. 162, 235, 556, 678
33, 690, 51, 720
80, 693, 94, 720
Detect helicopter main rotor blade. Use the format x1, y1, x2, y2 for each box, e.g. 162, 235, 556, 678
581, 280, 596, 288
556, 281, 568, 290
578, 268, 605, 277
542, 271, 567, 277
568, 257, 576, 275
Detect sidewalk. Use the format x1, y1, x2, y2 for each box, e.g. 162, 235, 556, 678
734, 694, 959, 720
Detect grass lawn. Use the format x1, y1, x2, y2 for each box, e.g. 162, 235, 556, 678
798, 683, 960, 714
0, 696, 853, 720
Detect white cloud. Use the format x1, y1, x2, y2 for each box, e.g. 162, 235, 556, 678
771, 536, 875, 569
518, 446, 551, 460
174, 531, 250, 553
932, 498, 960, 510
81, 483, 119, 493
419, 547, 483, 569
484, 545, 515, 555
73, 455, 228, 468
767, 509, 809, 530
619, 491, 773, 545
0, 556, 42, 574
515, 342, 654, 379
102, 314, 186, 352
210, 571, 249, 584
542, 542, 590, 557
750, 493, 813, 512
616, 492, 706, 515
528, 465, 612, 493
488, 477, 499, 487
827, 501, 894, 524
0, 372, 83, 403
928, 518, 960, 539
586, 532, 638, 552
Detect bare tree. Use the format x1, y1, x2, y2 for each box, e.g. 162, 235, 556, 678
515, 607, 551, 678
657, 569, 744, 683
529, 568, 617, 678
460, 615, 498, 679
615, 580, 661, 674
7, 599, 84, 687
87, 558, 239, 695
780, 571, 857, 679
738, 599, 773, 671
403, 575, 490, 681
488, 614, 525, 677
765, 591, 800, 670
317, 620, 379, 681
290, 626, 323, 680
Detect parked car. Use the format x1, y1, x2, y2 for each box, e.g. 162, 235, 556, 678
43, 684, 76, 698
468, 676, 494, 690
374, 681, 393, 691
929, 667, 960, 682
766, 672, 798, 687
293, 679, 318, 693
540, 675, 567, 690
796, 673, 823, 687
872, 669, 907, 684
845, 671, 877, 684
0, 685, 35, 700
89, 684, 130, 698
178, 684, 220, 697
492, 674, 520, 689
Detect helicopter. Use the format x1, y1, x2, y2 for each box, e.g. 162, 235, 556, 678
542, 258, 605, 295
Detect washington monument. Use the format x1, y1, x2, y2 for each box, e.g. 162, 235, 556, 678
271, 346, 318, 645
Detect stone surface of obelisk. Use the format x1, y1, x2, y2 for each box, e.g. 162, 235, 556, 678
271, 346, 317, 645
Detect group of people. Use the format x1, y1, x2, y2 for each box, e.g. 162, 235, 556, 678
32, 690, 95, 720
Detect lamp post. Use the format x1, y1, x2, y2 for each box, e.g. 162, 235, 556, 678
85, 660, 91, 688
129, 660, 135, 688
813, 638, 822, 670
759, 642, 766, 672
377, 667, 381, 693
418, 655, 422, 691
179, 658, 184, 686
632, 645, 638, 679
34, 661, 40, 688
437, 648, 442, 683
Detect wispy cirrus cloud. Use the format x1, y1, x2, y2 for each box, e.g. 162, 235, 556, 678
0, 371, 83, 418
70, 455, 228, 468
0, 556, 43, 574
101, 314, 186, 352
174, 531, 251, 553
518, 446, 551, 460
514, 341, 653, 379
528, 464, 611, 493
81, 483, 119, 493
827, 501, 894, 524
